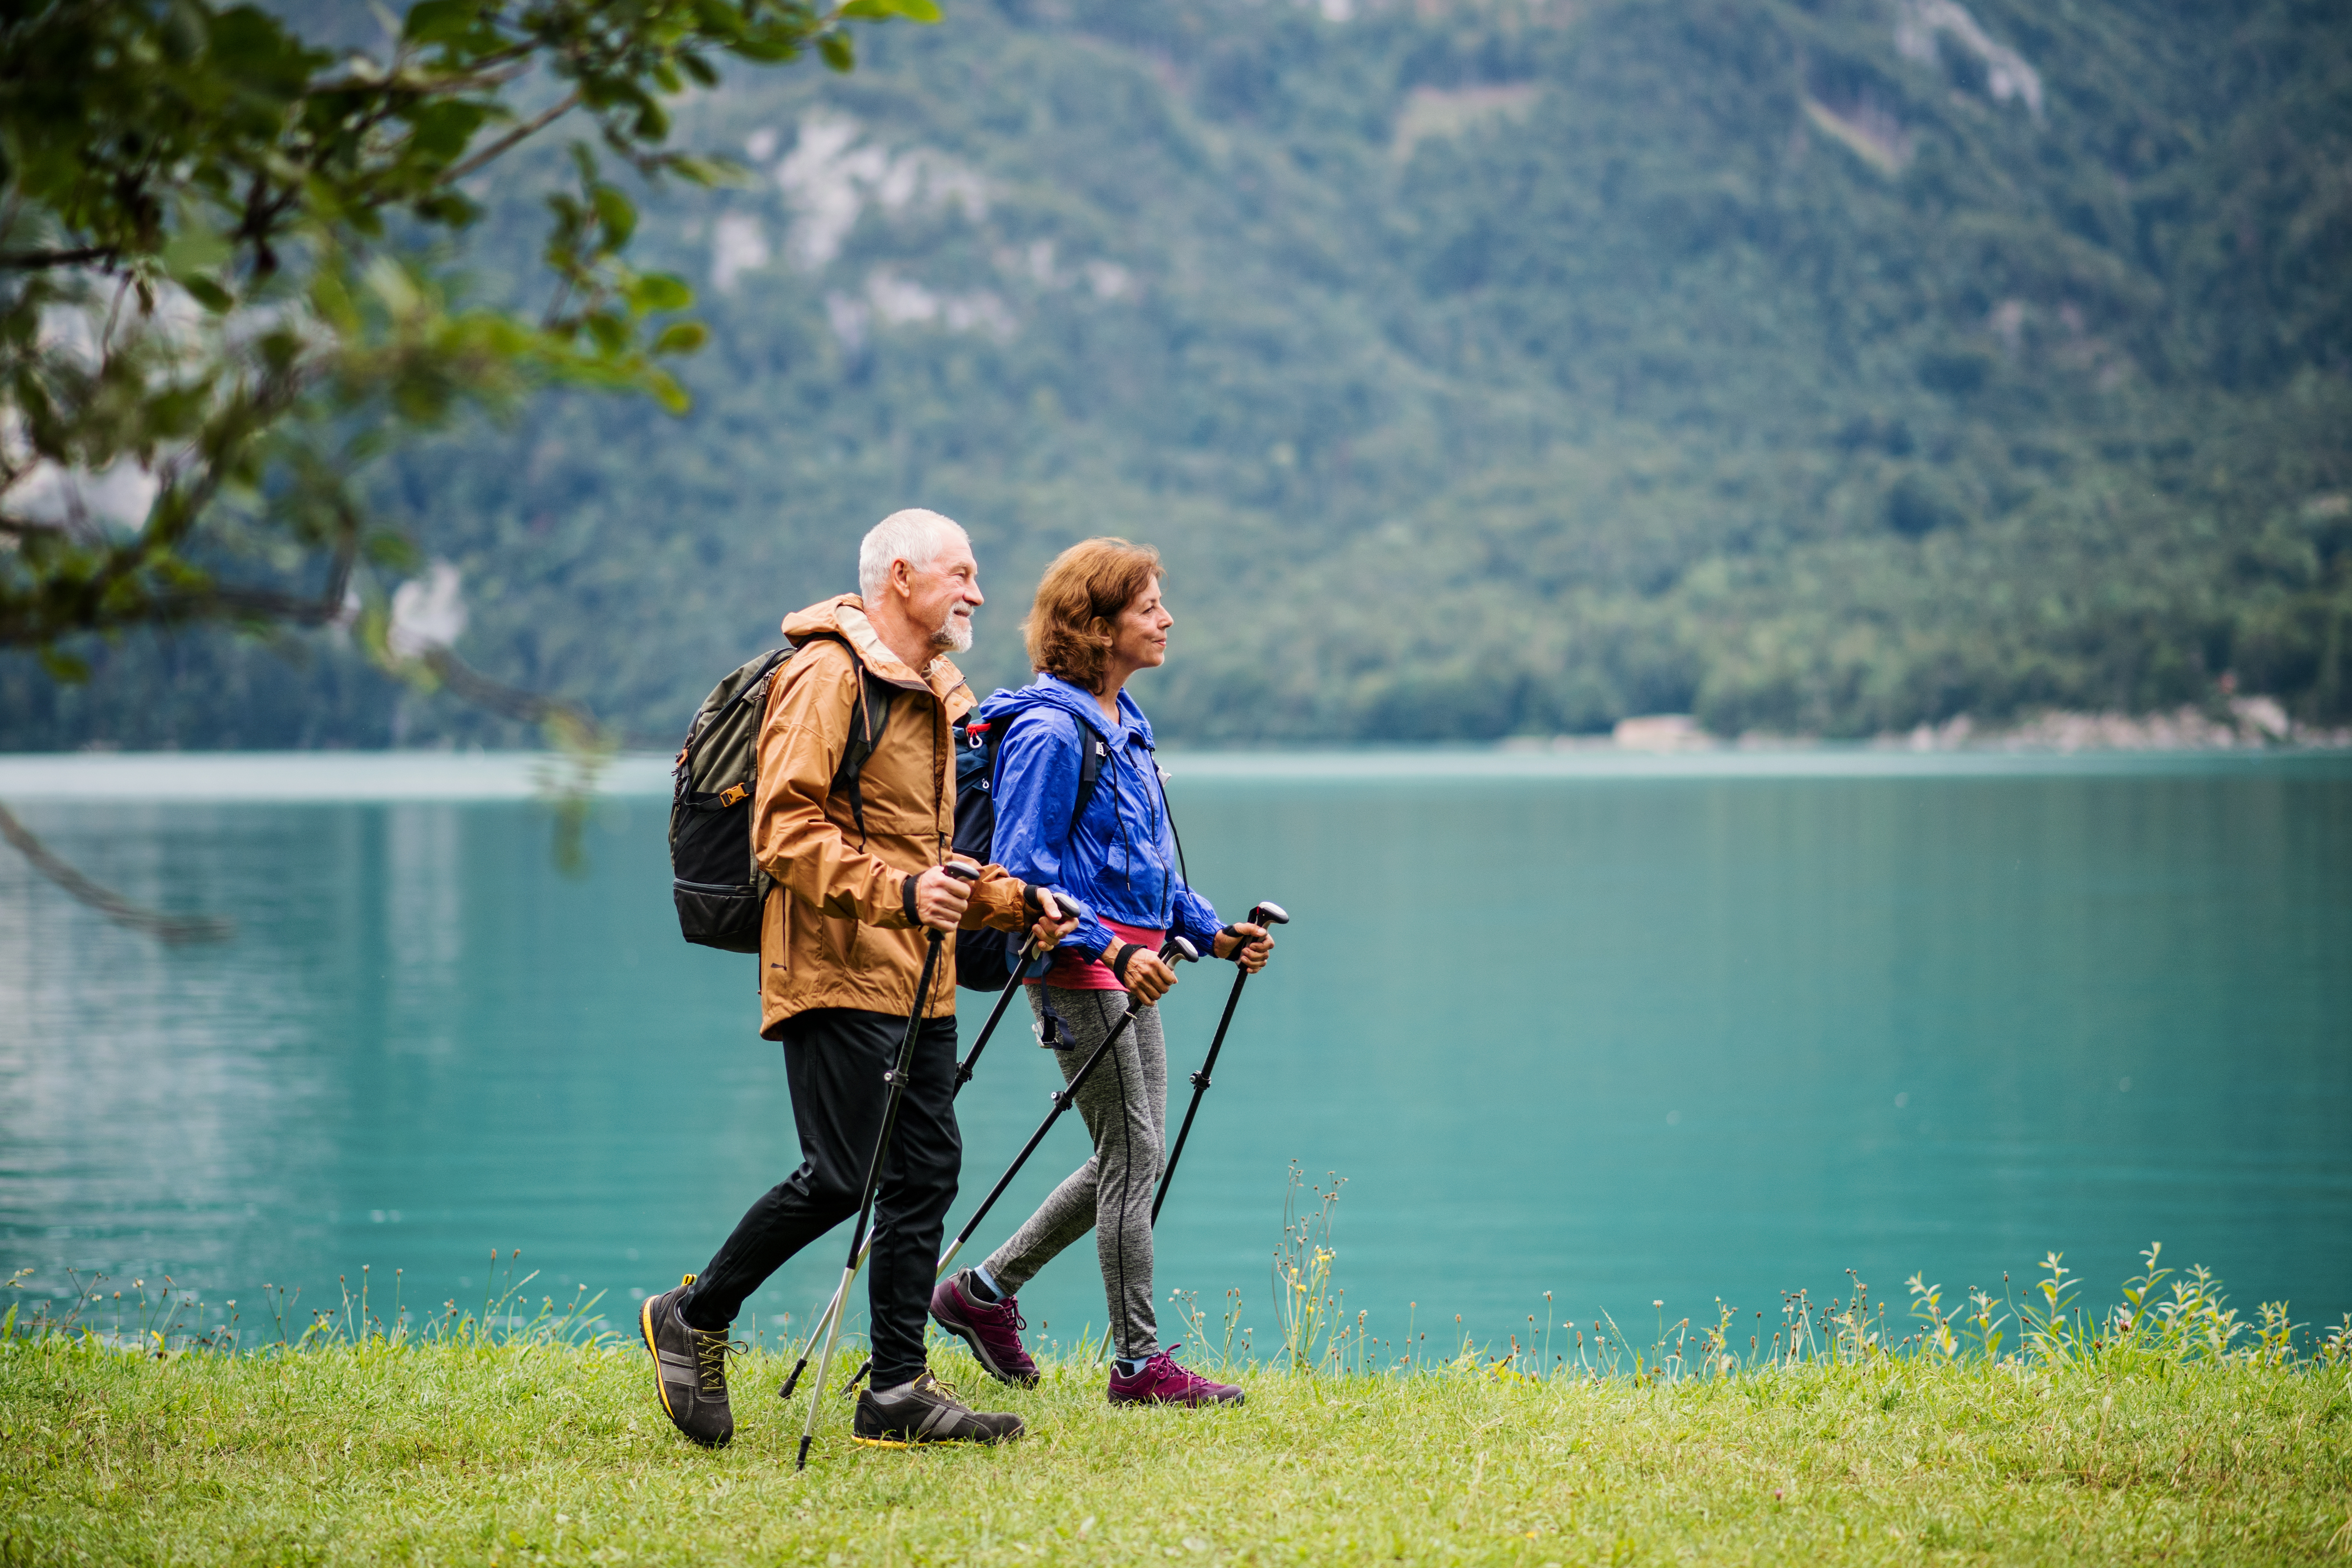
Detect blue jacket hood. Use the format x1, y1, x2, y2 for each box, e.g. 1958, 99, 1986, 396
977, 674, 1155, 749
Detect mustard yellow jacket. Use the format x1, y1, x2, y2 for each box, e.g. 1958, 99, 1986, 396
754, 595, 1029, 1036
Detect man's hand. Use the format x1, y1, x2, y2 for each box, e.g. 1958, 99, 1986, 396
913, 863, 976, 931
1111, 943, 1179, 1004
1214, 922, 1274, 974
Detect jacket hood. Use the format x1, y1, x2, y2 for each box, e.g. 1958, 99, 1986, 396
781, 593, 963, 699
978, 673, 1155, 749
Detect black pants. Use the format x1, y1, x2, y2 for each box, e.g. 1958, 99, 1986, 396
679, 1007, 960, 1390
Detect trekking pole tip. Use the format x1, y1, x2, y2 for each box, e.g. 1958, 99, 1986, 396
794, 1435, 813, 1471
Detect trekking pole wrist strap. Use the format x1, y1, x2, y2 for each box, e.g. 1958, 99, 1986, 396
1106, 941, 1137, 984
902, 871, 921, 925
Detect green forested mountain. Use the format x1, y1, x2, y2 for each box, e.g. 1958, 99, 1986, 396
7, 0, 2349, 747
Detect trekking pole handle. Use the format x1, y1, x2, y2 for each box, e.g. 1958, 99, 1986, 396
1018, 885, 1063, 963
943, 859, 980, 882
1163, 935, 1199, 963
1248, 900, 1289, 927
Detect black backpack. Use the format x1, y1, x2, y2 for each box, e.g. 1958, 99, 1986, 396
669, 639, 899, 953
949, 711, 1104, 989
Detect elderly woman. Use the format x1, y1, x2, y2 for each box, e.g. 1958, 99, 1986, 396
928, 537, 1273, 1406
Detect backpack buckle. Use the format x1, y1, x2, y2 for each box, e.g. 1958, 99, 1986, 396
717, 783, 749, 808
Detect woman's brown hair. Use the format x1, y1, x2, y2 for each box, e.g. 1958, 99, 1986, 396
1022, 537, 1163, 691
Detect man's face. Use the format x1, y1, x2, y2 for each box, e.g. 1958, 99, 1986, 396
898, 534, 983, 655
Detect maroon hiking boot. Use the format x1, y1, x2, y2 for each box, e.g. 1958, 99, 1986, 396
1106, 1346, 1244, 1407
929, 1270, 1040, 1388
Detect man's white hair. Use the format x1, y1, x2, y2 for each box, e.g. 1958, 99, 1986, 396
857, 508, 969, 600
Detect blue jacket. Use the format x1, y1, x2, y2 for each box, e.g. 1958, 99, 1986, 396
979, 674, 1221, 963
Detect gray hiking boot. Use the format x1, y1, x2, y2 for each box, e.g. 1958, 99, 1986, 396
640, 1275, 735, 1447
853, 1369, 1025, 1447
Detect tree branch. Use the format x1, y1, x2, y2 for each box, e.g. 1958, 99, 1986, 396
0, 245, 119, 271
0, 800, 232, 945
442, 90, 582, 185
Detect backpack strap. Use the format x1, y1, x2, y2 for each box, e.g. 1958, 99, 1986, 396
781, 629, 903, 848
677, 646, 792, 779
1070, 728, 1105, 841
981, 714, 1106, 845
835, 666, 897, 848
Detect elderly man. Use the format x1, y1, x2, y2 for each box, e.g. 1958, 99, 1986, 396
641, 509, 1075, 1450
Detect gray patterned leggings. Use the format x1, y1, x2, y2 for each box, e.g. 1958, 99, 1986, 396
980, 985, 1166, 1361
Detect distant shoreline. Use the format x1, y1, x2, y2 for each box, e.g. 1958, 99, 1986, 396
0, 741, 2346, 802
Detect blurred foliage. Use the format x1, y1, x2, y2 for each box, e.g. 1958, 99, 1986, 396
0, 0, 924, 696
5, 0, 2349, 745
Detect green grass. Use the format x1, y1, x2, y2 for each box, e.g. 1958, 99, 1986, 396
4, 1334, 2348, 1565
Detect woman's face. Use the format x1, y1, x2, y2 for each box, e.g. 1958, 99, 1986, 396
1108, 577, 1172, 676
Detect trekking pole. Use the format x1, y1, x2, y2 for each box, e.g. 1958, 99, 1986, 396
955, 889, 1061, 1094
832, 935, 1199, 1396
792, 863, 969, 1473
777, 890, 1065, 1402
1152, 902, 1288, 1226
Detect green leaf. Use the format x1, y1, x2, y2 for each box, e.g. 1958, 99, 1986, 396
691, 0, 744, 37
665, 153, 746, 188
403, 0, 478, 45
403, 100, 492, 163
590, 185, 636, 248
364, 531, 423, 571
207, 7, 315, 97
414, 191, 483, 229
584, 312, 629, 355
182, 277, 235, 314
653, 321, 709, 355
838, 0, 943, 20
648, 370, 691, 415
38, 647, 91, 683
818, 31, 855, 71
161, 225, 233, 278
627, 272, 693, 314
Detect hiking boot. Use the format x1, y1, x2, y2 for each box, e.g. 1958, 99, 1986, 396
640, 1275, 735, 1447
853, 1369, 1025, 1446
930, 1270, 1041, 1388
1106, 1346, 1245, 1407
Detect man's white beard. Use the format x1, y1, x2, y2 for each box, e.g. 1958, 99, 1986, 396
932, 605, 974, 654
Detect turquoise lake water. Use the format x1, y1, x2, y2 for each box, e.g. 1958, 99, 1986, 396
1, 750, 2346, 1362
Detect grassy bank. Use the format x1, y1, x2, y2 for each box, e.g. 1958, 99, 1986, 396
5, 1333, 2348, 1565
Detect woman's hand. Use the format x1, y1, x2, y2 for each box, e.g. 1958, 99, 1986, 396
1213, 922, 1273, 974
1025, 886, 1082, 951
1109, 942, 1179, 1004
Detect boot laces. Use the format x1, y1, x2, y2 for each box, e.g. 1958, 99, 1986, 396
921, 1372, 972, 1409
693, 1328, 740, 1394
